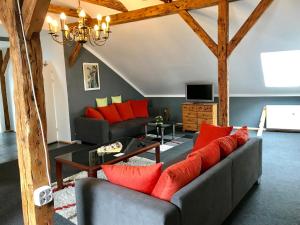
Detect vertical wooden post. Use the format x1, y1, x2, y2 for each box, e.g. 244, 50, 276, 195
0, 1, 53, 225
218, 0, 229, 126
0, 49, 11, 131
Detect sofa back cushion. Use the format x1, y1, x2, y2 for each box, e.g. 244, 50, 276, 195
188, 141, 221, 172
151, 155, 202, 201
129, 99, 149, 118
84, 107, 104, 120
115, 102, 135, 121
193, 123, 233, 151
232, 126, 249, 146
97, 105, 122, 124
102, 163, 162, 194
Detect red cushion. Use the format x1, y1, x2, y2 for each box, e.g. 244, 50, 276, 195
232, 126, 249, 146
151, 155, 202, 201
84, 107, 104, 120
188, 141, 220, 172
129, 99, 149, 118
97, 105, 122, 124
114, 102, 135, 121
216, 135, 238, 157
193, 123, 233, 151
102, 163, 162, 194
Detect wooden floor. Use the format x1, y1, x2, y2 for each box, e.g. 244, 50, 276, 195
0, 132, 68, 164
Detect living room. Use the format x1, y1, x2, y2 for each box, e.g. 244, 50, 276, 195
0, 0, 299, 225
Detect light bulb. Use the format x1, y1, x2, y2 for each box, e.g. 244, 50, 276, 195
46, 16, 53, 24
97, 14, 102, 21
64, 24, 69, 31
94, 25, 99, 31
105, 16, 111, 23
60, 13, 66, 20
101, 22, 107, 30
79, 9, 86, 18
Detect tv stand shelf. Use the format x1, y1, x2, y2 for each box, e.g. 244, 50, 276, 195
182, 102, 218, 132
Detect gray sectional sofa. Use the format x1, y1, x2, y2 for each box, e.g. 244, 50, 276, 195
74, 117, 155, 145
75, 136, 262, 225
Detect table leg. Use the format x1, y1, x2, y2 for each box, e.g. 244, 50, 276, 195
155, 146, 160, 163
173, 124, 176, 139
156, 126, 159, 138
145, 124, 148, 136
161, 127, 165, 145
56, 161, 63, 190
88, 169, 97, 178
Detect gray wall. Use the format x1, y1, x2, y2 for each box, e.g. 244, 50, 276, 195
64, 45, 143, 139
148, 97, 300, 127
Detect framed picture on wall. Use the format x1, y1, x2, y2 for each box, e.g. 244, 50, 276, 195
83, 63, 100, 91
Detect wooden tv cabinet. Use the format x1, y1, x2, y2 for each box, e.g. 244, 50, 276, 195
182, 102, 218, 131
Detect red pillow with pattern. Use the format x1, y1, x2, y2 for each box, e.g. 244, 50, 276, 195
216, 135, 238, 157
232, 126, 249, 146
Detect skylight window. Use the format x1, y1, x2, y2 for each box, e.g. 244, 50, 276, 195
261, 50, 300, 87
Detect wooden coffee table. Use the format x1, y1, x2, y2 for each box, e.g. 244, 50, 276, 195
55, 137, 160, 190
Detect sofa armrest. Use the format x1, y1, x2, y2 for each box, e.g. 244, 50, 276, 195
74, 117, 110, 144
193, 132, 199, 146
75, 178, 181, 225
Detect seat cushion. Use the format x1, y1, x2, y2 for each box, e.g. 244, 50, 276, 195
102, 163, 162, 194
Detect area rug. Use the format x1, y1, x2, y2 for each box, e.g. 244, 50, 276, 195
147, 134, 192, 153
52, 156, 155, 225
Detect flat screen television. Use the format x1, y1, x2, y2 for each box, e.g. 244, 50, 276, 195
185, 83, 214, 102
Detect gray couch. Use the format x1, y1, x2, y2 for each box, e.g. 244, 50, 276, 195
74, 117, 155, 144
75, 136, 262, 225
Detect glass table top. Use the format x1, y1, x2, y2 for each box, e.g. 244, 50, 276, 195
55, 137, 157, 167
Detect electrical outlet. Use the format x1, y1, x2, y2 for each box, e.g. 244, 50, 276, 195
33, 186, 53, 206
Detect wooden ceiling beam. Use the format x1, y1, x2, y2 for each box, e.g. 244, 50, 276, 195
179, 10, 218, 57
69, 43, 82, 66
81, 0, 128, 12
0, 49, 11, 131
218, 0, 229, 126
69, 0, 221, 27
22, 0, 51, 39
48, 4, 80, 18
227, 0, 273, 56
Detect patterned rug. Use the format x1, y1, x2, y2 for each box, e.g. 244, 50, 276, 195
52, 156, 155, 225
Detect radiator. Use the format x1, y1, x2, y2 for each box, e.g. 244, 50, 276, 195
266, 105, 300, 131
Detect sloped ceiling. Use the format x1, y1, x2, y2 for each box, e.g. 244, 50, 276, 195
83, 0, 300, 96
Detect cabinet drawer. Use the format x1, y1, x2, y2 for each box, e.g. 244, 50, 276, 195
183, 123, 198, 131
182, 105, 197, 111
183, 117, 197, 124
198, 112, 213, 119
183, 111, 197, 118
197, 105, 213, 112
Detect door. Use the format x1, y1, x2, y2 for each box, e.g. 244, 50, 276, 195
43, 64, 58, 143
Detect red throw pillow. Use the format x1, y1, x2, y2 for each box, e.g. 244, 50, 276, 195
129, 99, 149, 118
151, 155, 202, 201
97, 105, 122, 124
216, 135, 238, 157
102, 163, 162, 194
232, 126, 249, 146
114, 102, 135, 121
84, 107, 104, 120
188, 141, 220, 172
193, 123, 233, 151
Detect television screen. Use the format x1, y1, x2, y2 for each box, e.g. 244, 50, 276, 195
186, 84, 214, 102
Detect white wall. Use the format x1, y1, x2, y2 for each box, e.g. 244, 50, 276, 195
40, 31, 71, 142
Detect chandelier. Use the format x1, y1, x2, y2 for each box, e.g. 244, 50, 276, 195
46, 0, 111, 46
